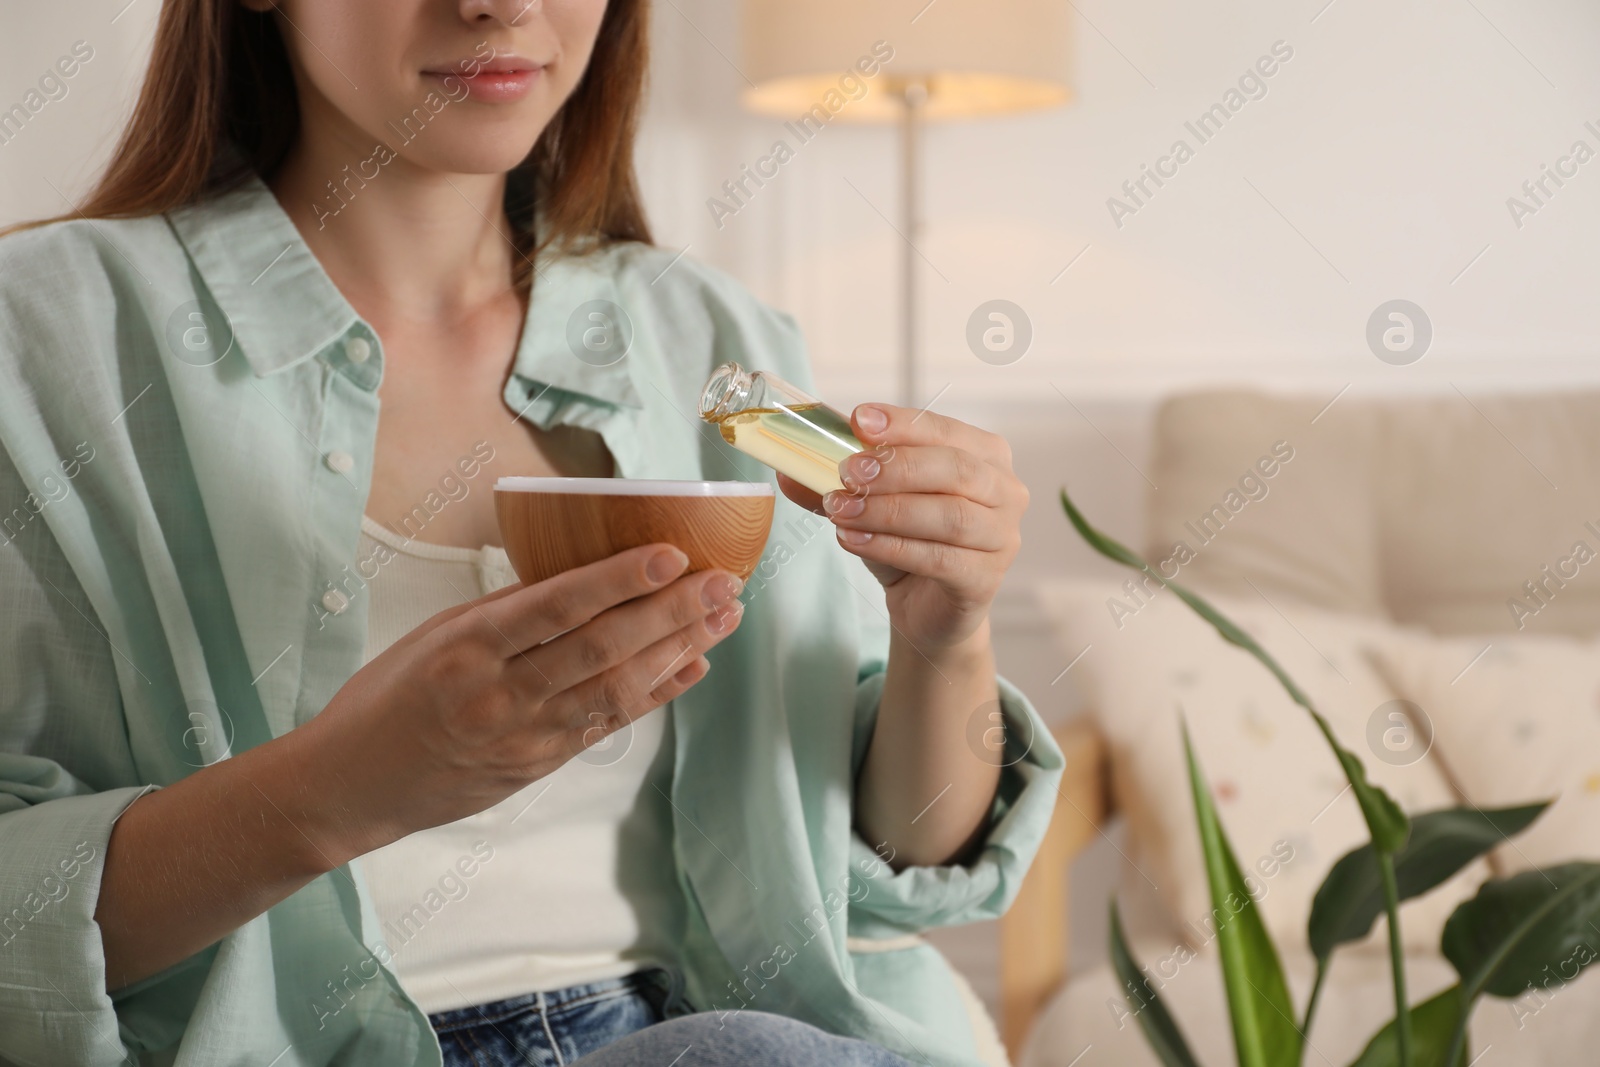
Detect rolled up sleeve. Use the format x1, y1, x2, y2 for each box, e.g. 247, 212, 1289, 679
843, 575, 1064, 937
0, 759, 153, 1067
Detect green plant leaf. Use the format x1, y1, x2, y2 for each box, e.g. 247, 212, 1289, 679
1440, 863, 1600, 1064
1346, 985, 1467, 1067
1184, 724, 1302, 1067
1310, 804, 1551, 960
1059, 489, 1409, 855
1108, 899, 1203, 1067
1444, 862, 1600, 998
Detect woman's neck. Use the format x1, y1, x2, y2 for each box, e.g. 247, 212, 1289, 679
269, 128, 519, 327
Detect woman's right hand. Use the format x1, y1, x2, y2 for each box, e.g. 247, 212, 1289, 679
299, 543, 743, 858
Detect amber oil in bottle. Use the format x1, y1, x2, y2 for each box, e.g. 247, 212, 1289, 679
699, 362, 865, 495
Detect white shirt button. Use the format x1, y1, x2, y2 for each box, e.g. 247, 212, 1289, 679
325, 450, 355, 474
346, 337, 372, 364
321, 590, 349, 615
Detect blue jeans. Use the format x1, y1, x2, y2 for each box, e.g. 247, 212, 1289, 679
428, 969, 915, 1067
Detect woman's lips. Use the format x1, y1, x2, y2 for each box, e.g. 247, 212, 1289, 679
423, 67, 542, 103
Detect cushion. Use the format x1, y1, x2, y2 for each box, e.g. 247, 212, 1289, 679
1369, 632, 1600, 870
1144, 387, 1600, 638
1376, 391, 1600, 637
1036, 579, 1484, 956
1144, 390, 1385, 618
1017, 940, 1600, 1067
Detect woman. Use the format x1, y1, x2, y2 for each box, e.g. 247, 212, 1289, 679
0, 2, 1060, 1065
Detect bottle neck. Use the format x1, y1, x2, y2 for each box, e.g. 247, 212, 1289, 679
699, 362, 754, 420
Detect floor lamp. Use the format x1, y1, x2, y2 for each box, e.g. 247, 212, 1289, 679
740, 0, 1073, 406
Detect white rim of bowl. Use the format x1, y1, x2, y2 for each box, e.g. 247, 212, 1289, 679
494, 476, 773, 496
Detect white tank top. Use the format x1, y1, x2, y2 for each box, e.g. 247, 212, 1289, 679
352, 514, 680, 1014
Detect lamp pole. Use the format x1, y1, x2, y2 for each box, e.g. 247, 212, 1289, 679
898, 78, 927, 409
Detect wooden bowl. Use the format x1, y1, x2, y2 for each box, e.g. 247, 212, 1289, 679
494, 477, 775, 587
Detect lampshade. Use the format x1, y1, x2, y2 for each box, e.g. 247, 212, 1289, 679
740, 0, 1072, 122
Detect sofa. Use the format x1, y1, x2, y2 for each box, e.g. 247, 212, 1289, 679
994, 389, 1600, 1065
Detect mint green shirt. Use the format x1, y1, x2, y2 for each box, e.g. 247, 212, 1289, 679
0, 176, 1061, 1067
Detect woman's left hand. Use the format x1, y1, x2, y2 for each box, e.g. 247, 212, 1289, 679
777, 403, 1027, 651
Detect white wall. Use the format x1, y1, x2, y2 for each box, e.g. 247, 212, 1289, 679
0, 3, 159, 224
638, 0, 1600, 408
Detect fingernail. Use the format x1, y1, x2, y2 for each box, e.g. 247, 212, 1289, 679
856, 405, 888, 434
825, 492, 865, 518
674, 658, 707, 685
706, 601, 743, 634
845, 455, 880, 484
837, 528, 873, 545
648, 548, 689, 584
701, 573, 742, 609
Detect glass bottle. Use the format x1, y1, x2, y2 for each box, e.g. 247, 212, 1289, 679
699, 362, 865, 495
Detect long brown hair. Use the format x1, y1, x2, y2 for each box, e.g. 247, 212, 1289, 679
11, 0, 653, 290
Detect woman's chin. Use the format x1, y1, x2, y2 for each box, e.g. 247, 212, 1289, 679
398, 139, 544, 179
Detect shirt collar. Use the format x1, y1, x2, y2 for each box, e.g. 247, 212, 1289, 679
166, 176, 358, 379
166, 174, 644, 411
514, 240, 644, 411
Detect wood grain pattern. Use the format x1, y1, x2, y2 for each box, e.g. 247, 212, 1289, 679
494, 489, 775, 586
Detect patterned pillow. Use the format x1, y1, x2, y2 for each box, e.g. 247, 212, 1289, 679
1370, 632, 1600, 871
1038, 579, 1485, 955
